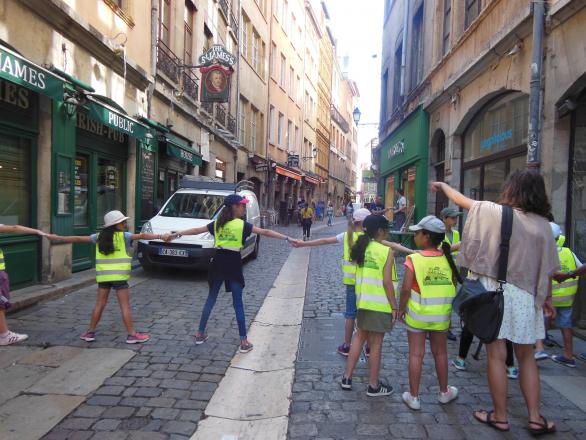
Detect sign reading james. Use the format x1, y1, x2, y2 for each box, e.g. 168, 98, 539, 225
0, 46, 63, 100
198, 45, 235, 103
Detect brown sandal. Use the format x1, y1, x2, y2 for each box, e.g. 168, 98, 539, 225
473, 409, 510, 432
527, 415, 556, 436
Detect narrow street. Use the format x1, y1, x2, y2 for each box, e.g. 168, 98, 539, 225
2, 220, 586, 439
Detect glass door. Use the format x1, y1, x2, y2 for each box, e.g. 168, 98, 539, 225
73, 153, 93, 271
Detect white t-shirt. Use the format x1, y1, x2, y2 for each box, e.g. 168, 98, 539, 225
396, 196, 407, 210
336, 232, 345, 244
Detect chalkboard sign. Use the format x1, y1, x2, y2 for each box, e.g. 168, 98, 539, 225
140, 149, 155, 220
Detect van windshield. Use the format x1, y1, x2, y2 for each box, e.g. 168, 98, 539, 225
161, 193, 225, 219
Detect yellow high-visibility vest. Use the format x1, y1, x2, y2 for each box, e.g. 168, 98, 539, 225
552, 247, 578, 307
557, 235, 566, 248
355, 241, 393, 313
214, 219, 245, 251
342, 232, 362, 285
405, 253, 456, 331
0, 248, 5, 271
443, 229, 460, 256
95, 232, 132, 283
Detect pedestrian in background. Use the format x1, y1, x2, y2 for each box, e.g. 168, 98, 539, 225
453, 333, 518, 379
432, 170, 558, 435
555, 261, 586, 361
326, 202, 334, 227
340, 214, 398, 397
399, 216, 461, 410
49, 210, 167, 344
392, 189, 407, 230
534, 222, 581, 367
300, 203, 314, 240
440, 206, 463, 342
171, 194, 292, 353
370, 195, 390, 216
0, 224, 47, 346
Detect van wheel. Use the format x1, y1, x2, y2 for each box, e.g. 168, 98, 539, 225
250, 237, 260, 259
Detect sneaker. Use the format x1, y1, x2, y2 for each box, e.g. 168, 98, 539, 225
340, 376, 352, 390
402, 391, 421, 410
365, 346, 370, 358
534, 351, 549, 361
239, 341, 254, 353
551, 355, 576, 368
438, 386, 459, 404
126, 332, 150, 344
507, 366, 519, 379
451, 357, 466, 371
578, 352, 586, 361
0, 331, 28, 346
195, 333, 208, 345
337, 343, 350, 356
447, 330, 457, 341
366, 381, 394, 397
80, 331, 96, 342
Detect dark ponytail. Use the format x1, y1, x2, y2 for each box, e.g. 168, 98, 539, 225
441, 242, 463, 285
97, 225, 117, 255
216, 205, 236, 229
350, 214, 389, 266
351, 234, 371, 266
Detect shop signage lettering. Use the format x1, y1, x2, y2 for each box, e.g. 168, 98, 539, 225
0, 79, 29, 109
387, 141, 405, 159
255, 164, 268, 172
77, 112, 126, 144
88, 101, 148, 140
480, 129, 512, 150
108, 112, 134, 134
198, 45, 237, 67
0, 48, 63, 99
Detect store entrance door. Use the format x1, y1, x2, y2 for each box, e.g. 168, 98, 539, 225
73, 150, 126, 272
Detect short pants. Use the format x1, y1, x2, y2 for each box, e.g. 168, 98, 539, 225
98, 280, 129, 290
0, 271, 11, 310
344, 284, 357, 319
554, 306, 573, 329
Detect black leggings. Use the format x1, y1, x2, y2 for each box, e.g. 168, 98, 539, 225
302, 220, 312, 237
459, 327, 514, 367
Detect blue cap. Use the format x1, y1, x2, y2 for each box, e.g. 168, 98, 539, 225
224, 194, 249, 207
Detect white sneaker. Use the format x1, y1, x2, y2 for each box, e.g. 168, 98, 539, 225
402, 391, 421, 410
0, 331, 28, 346
438, 385, 459, 404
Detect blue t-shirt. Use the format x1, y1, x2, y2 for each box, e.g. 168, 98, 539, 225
90, 232, 133, 253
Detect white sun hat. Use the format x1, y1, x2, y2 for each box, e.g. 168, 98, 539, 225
103, 210, 129, 228
409, 215, 446, 234
353, 208, 371, 222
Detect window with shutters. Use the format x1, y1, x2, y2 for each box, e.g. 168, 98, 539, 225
280, 54, 286, 87
252, 31, 260, 72
269, 105, 275, 143
159, 0, 171, 46
250, 108, 258, 152
183, 1, 195, 64
241, 14, 249, 59
465, 0, 482, 29
443, 0, 451, 56
410, 6, 424, 90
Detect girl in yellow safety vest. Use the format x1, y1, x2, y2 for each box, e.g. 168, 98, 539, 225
0, 224, 47, 346
171, 194, 292, 353
48, 211, 169, 344
339, 214, 398, 397
294, 208, 412, 356
399, 215, 462, 410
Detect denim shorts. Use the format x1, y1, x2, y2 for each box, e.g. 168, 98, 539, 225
344, 284, 357, 319
555, 306, 573, 329
0, 271, 11, 310
98, 280, 129, 290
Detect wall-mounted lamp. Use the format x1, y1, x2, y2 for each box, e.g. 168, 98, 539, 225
352, 107, 361, 124
302, 147, 318, 160
64, 93, 80, 118
506, 42, 523, 57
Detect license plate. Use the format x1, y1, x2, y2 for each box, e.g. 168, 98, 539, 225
159, 248, 188, 257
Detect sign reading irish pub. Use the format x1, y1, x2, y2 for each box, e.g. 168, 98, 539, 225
198, 45, 236, 103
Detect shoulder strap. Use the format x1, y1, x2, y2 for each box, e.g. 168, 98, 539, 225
497, 205, 514, 284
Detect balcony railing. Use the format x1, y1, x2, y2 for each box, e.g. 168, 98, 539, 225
219, 0, 229, 19
216, 104, 226, 127
330, 104, 350, 134
182, 70, 199, 101
227, 113, 236, 135
157, 40, 180, 83
202, 101, 214, 116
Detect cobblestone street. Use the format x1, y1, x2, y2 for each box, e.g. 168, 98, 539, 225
287, 223, 586, 440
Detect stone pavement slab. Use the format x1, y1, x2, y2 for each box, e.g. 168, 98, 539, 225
192, 416, 288, 440
18, 346, 85, 367
28, 348, 135, 395
0, 346, 40, 368
0, 394, 85, 440
0, 364, 53, 406
541, 375, 586, 412
254, 296, 305, 325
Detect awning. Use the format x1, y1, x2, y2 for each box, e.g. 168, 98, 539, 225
304, 175, 319, 185
87, 96, 149, 140
276, 166, 301, 181
138, 116, 170, 133
0, 44, 65, 100
164, 134, 202, 166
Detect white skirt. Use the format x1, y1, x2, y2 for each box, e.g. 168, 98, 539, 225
471, 273, 545, 344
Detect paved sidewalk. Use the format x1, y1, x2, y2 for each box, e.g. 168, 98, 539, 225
287, 223, 586, 439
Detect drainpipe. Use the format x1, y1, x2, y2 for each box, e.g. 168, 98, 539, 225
399, 0, 410, 100
148, 0, 158, 118
265, 6, 275, 211
527, 0, 546, 168
234, 0, 242, 183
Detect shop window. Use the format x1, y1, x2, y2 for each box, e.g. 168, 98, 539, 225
56, 155, 72, 215
97, 158, 124, 227
215, 159, 226, 180
483, 160, 507, 202
74, 155, 89, 227
0, 135, 31, 226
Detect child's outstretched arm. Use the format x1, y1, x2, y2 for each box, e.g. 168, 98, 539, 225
251, 227, 289, 241
130, 233, 171, 241
382, 240, 414, 254
295, 236, 338, 247
47, 234, 93, 243
0, 225, 46, 236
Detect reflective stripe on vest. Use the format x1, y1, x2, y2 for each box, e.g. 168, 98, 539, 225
214, 219, 245, 251
0, 248, 5, 271
342, 232, 362, 285
95, 232, 131, 282
443, 230, 460, 257
355, 241, 392, 313
404, 253, 456, 331
552, 247, 578, 307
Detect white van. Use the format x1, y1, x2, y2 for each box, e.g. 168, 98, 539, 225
137, 177, 261, 270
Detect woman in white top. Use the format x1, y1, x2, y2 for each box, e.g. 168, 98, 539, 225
432, 169, 559, 435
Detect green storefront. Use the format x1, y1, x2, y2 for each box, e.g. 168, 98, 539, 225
378, 107, 429, 224
0, 43, 67, 288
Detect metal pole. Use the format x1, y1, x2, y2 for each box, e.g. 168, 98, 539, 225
527, 0, 545, 168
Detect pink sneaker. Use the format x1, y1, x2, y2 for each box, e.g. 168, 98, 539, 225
0, 331, 28, 346
80, 331, 96, 342
126, 332, 150, 344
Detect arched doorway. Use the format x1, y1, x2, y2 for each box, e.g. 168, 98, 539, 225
430, 129, 447, 216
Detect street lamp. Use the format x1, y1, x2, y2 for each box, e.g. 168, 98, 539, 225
352, 107, 361, 124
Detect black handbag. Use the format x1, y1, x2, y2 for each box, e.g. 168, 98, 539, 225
459, 205, 513, 344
